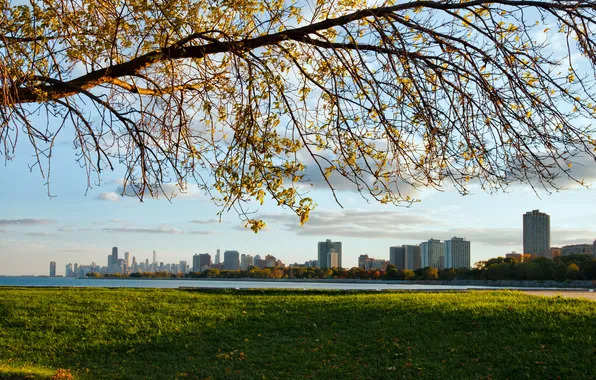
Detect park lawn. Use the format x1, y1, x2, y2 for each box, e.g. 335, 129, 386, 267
0, 289, 595, 380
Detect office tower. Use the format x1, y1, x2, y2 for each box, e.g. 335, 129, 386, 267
153, 250, 157, 264
49, 261, 56, 277
132, 256, 138, 273
523, 210, 550, 256
125, 252, 130, 268
317, 239, 342, 268
389, 246, 406, 270
358, 255, 369, 269
179, 261, 188, 274
443, 237, 471, 269
403, 245, 421, 270
74, 263, 78, 274
65, 263, 73, 277
193, 253, 211, 272
421, 239, 444, 269
327, 252, 339, 268
215, 249, 221, 264
224, 250, 240, 270
145, 258, 149, 272
111, 246, 119, 263
107, 255, 113, 269
240, 254, 254, 270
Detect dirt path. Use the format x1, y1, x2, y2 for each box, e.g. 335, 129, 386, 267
523, 290, 596, 301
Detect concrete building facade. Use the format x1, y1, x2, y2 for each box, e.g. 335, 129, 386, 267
317, 239, 342, 268
421, 239, 444, 269
523, 210, 550, 256
443, 237, 471, 269
224, 250, 240, 270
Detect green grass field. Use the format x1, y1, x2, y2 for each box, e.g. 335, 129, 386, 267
0, 288, 595, 379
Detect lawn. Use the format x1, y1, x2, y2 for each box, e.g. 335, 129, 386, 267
0, 288, 594, 379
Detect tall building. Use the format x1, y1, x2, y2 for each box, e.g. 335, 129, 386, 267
523, 210, 550, 256
215, 249, 221, 264
240, 254, 254, 270
561, 244, 593, 256
193, 253, 211, 272
124, 252, 130, 268
317, 239, 342, 269
327, 252, 339, 268
49, 261, 56, 277
65, 263, 73, 277
153, 250, 157, 264
421, 239, 444, 269
389, 246, 406, 270
443, 237, 471, 269
403, 245, 422, 270
224, 250, 240, 270
111, 246, 119, 263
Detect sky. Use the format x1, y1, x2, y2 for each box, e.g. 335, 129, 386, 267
2, 3, 596, 275
1, 129, 595, 276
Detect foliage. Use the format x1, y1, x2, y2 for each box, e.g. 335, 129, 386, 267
2, 1, 596, 227
1, 288, 595, 379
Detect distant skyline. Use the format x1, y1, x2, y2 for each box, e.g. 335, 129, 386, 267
2, 137, 596, 276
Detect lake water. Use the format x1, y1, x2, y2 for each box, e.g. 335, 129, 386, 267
0, 276, 499, 290
0, 276, 562, 290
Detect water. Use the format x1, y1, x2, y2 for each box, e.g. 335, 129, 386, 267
0, 276, 552, 290
0, 276, 499, 290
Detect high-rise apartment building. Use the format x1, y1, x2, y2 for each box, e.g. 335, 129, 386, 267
421, 239, 444, 269
327, 252, 339, 268
443, 237, 471, 269
49, 261, 56, 277
317, 239, 342, 268
65, 263, 73, 277
403, 245, 422, 270
389, 247, 405, 269
224, 250, 240, 270
240, 254, 254, 270
523, 210, 550, 256
193, 253, 211, 272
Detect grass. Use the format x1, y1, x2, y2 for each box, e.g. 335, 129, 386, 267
0, 288, 595, 379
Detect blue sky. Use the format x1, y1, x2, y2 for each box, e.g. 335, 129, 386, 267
1, 130, 595, 275
2, 3, 596, 275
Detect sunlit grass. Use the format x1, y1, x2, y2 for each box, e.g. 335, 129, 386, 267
1, 288, 595, 379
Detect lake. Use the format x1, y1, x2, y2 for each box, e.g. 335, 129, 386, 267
0, 276, 570, 290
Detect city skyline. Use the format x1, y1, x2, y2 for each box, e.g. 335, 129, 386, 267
2, 142, 596, 276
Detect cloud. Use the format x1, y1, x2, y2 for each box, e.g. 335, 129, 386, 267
25, 232, 57, 237
188, 230, 218, 235
103, 226, 184, 235
0, 219, 57, 226
190, 219, 221, 225
95, 192, 120, 201
57, 227, 74, 232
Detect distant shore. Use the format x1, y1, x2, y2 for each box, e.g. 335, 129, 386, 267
77, 276, 595, 288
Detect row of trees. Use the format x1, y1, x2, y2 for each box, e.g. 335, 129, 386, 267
87, 255, 596, 281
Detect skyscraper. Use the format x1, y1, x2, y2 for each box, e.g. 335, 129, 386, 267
111, 246, 119, 263
327, 252, 339, 268
215, 249, 221, 264
125, 252, 130, 268
317, 239, 342, 268
224, 250, 240, 270
193, 253, 211, 272
443, 237, 471, 269
389, 246, 406, 270
421, 239, 444, 269
403, 245, 422, 270
523, 210, 550, 256
49, 261, 56, 277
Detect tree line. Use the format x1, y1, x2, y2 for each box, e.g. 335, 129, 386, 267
88, 254, 596, 281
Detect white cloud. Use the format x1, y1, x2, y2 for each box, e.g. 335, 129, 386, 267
0, 219, 57, 226
95, 192, 120, 201
103, 225, 184, 235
